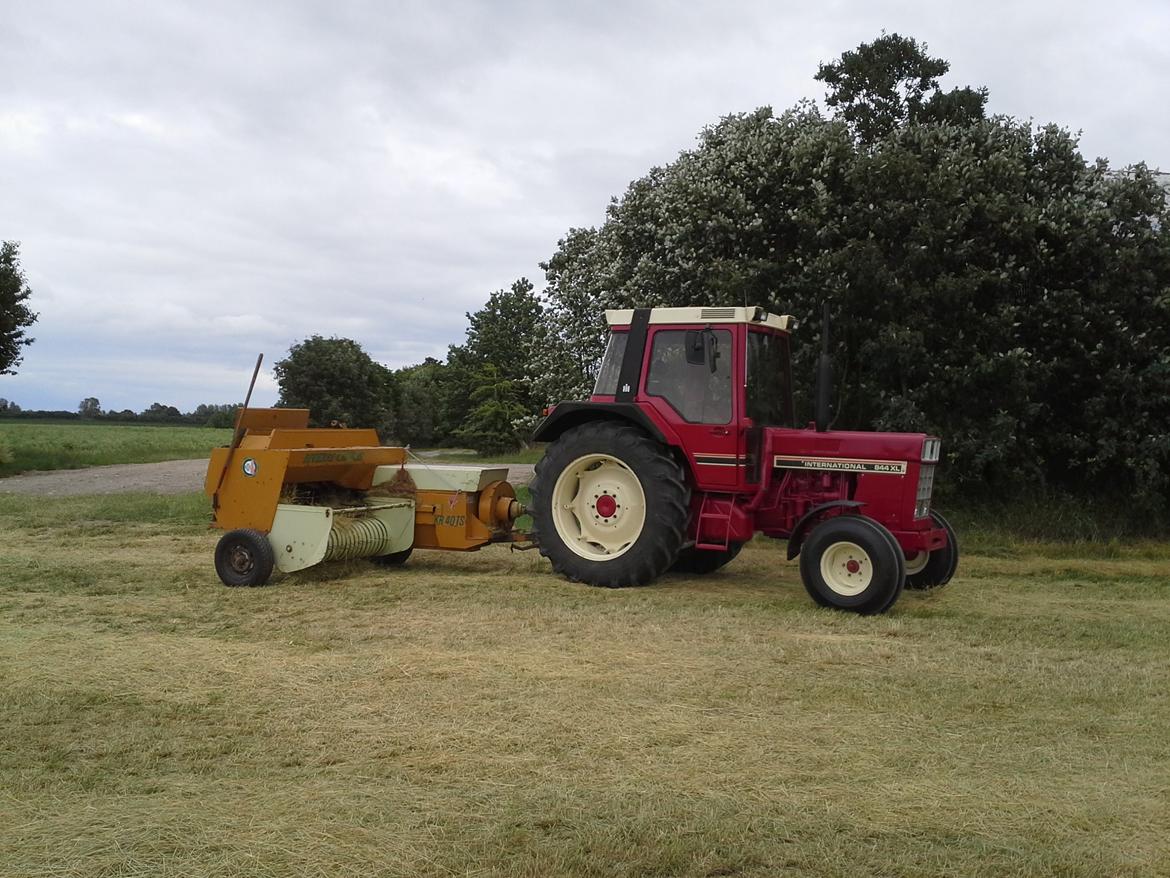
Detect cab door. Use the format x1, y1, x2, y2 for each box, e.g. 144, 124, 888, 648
641, 326, 743, 490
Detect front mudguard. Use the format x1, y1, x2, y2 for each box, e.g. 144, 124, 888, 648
785, 500, 865, 560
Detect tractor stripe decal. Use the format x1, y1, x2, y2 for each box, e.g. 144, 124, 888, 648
695, 453, 742, 467
773, 455, 907, 475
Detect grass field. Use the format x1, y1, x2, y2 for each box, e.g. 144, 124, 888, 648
0, 422, 232, 478
1, 493, 1167, 877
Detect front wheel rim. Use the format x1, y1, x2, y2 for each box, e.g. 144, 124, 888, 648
820, 540, 873, 596
551, 452, 646, 561
228, 544, 256, 576
904, 550, 929, 575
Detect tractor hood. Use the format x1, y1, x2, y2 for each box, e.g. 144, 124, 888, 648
765, 427, 940, 473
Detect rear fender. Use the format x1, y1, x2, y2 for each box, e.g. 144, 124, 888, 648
533, 401, 671, 445
786, 500, 865, 560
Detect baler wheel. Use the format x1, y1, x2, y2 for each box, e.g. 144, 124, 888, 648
215, 528, 275, 587
670, 542, 744, 574
531, 421, 690, 587
371, 547, 413, 566
799, 516, 904, 614
904, 510, 959, 590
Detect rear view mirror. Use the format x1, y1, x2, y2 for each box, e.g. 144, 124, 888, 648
685, 329, 720, 372
685, 330, 706, 365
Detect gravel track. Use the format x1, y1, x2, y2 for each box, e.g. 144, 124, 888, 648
0, 459, 535, 497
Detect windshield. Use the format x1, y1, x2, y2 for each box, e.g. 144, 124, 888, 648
592, 331, 628, 396
745, 330, 794, 427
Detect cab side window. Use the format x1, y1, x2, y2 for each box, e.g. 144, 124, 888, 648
645, 329, 733, 424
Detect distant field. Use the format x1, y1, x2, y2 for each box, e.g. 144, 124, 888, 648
0, 422, 232, 478
0, 491, 1166, 876
0, 421, 546, 480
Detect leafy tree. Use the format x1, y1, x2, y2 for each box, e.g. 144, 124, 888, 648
435, 343, 483, 443
531, 36, 1170, 515
190, 402, 241, 428
1, 241, 38, 375
141, 402, 182, 422
418, 279, 545, 449
437, 278, 544, 444
273, 336, 395, 434
78, 397, 102, 418
395, 358, 444, 446
454, 365, 530, 454
815, 32, 987, 144
531, 228, 615, 404
463, 278, 542, 397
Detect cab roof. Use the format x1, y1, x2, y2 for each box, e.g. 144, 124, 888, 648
604, 306, 793, 332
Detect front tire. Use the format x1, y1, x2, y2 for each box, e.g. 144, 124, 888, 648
904, 511, 959, 590
799, 516, 904, 614
531, 422, 690, 587
215, 528, 275, 587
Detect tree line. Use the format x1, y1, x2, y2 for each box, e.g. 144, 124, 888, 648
0, 398, 242, 428
274, 278, 543, 454
283, 34, 1170, 517
5, 35, 1168, 517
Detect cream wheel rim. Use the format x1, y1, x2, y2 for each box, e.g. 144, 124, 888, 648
820, 540, 873, 596
904, 550, 929, 575
551, 453, 646, 561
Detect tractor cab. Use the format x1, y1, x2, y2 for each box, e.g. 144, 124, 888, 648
589, 306, 796, 491
531, 304, 958, 615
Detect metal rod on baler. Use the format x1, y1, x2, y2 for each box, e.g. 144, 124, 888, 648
212, 353, 264, 512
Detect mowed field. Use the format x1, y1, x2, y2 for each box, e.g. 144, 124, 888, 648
1, 491, 1168, 877
0, 422, 232, 478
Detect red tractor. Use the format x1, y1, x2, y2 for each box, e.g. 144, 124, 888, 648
530, 305, 958, 614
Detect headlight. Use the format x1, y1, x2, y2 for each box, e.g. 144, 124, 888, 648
915, 465, 936, 519
921, 438, 941, 463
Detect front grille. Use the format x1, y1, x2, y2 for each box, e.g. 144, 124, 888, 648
915, 465, 936, 519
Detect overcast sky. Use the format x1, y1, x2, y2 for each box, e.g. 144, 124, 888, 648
2, 0, 1167, 412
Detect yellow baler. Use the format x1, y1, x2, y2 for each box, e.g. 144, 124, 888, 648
204, 407, 524, 586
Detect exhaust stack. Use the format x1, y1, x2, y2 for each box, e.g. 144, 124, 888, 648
814, 303, 833, 433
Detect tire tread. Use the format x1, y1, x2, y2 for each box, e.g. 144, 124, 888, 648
531, 422, 690, 587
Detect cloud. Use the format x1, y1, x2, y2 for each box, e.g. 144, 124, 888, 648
0, 110, 49, 154
1, 0, 1167, 412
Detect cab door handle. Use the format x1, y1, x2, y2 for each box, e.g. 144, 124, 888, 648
709, 427, 730, 437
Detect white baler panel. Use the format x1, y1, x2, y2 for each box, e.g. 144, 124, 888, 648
373, 464, 509, 492
269, 501, 415, 573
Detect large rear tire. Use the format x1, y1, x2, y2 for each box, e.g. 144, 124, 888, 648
904, 511, 959, 590
670, 543, 744, 574
799, 516, 904, 614
531, 422, 690, 587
